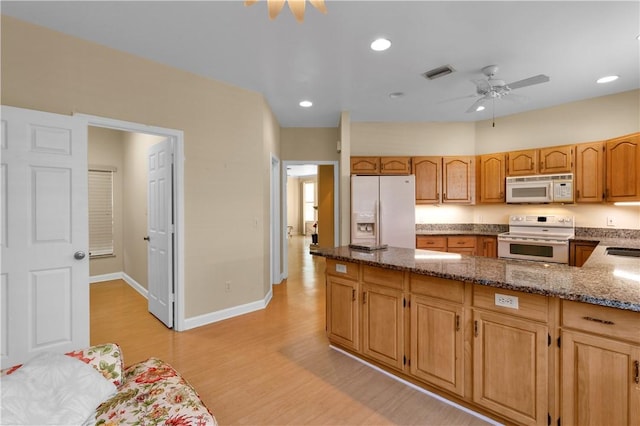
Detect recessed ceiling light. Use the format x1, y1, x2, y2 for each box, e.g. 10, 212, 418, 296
299, 100, 313, 107
596, 75, 619, 84
370, 38, 391, 52
388, 92, 404, 99
476, 105, 486, 112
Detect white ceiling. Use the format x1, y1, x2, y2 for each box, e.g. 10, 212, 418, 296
2, 1, 639, 128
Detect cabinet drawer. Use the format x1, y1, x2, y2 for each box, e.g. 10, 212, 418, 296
447, 236, 476, 248
473, 285, 548, 322
362, 265, 404, 290
326, 259, 359, 281
416, 236, 447, 250
562, 300, 640, 343
410, 274, 464, 303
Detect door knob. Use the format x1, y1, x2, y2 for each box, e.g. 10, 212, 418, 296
143, 236, 150, 241
74, 251, 86, 260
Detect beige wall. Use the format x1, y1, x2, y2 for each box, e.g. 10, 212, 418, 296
88, 127, 124, 276
1, 16, 278, 319
287, 176, 301, 235
280, 127, 340, 161
351, 122, 476, 156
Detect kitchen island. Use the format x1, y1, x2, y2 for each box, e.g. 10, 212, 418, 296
312, 242, 640, 426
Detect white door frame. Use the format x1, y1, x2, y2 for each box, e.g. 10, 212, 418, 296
281, 160, 339, 279
271, 154, 281, 285
75, 114, 186, 331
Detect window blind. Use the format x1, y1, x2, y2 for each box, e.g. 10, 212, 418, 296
88, 169, 114, 257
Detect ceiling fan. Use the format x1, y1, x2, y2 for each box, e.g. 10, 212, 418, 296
463, 65, 550, 113
244, 0, 327, 22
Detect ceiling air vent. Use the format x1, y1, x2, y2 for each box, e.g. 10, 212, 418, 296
423, 65, 455, 80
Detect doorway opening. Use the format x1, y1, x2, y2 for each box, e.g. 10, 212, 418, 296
281, 160, 339, 280
79, 114, 186, 331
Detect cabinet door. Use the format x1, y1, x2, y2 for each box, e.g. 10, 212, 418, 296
326, 276, 359, 351
568, 241, 597, 267
442, 156, 473, 203
606, 133, 640, 202
539, 145, 573, 174
478, 236, 498, 258
561, 330, 640, 426
411, 295, 464, 396
575, 141, 604, 202
507, 149, 538, 176
477, 153, 506, 203
350, 156, 380, 175
361, 284, 405, 370
413, 157, 441, 204
380, 157, 411, 175
473, 310, 548, 426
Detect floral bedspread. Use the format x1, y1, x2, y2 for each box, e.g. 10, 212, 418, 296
2, 344, 216, 426
93, 357, 216, 426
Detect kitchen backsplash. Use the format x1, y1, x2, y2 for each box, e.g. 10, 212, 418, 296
415, 223, 640, 239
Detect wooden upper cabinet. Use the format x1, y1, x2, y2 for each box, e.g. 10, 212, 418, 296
477, 153, 506, 203
507, 149, 537, 176
605, 133, 640, 202
350, 157, 380, 175
380, 157, 411, 175
413, 156, 441, 204
539, 145, 573, 174
442, 156, 473, 203
575, 141, 605, 202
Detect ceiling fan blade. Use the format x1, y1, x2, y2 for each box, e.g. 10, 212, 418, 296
466, 97, 487, 113
437, 93, 478, 104
507, 74, 550, 90
309, 0, 328, 14
287, 0, 306, 22
267, 0, 286, 20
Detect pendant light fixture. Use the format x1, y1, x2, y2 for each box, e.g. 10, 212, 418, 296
244, 0, 327, 22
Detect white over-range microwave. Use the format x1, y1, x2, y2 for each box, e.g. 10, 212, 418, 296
506, 173, 574, 204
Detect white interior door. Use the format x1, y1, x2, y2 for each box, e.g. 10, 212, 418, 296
1, 106, 89, 368
147, 138, 174, 328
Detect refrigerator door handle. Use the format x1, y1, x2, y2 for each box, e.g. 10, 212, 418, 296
376, 200, 381, 246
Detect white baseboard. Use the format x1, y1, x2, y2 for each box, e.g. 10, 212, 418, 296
329, 345, 503, 426
183, 287, 273, 330
89, 272, 148, 299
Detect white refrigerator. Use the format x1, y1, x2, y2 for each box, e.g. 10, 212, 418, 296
351, 175, 416, 249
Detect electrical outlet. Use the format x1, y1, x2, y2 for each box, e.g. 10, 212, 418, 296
495, 293, 519, 309
225, 281, 231, 292
335, 264, 347, 274
607, 216, 616, 227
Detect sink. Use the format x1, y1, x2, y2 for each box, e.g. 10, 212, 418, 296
605, 247, 640, 258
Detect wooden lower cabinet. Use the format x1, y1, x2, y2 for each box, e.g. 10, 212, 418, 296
472, 310, 549, 426
478, 236, 498, 258
561, 330, 640, 426
410, 295, 464, 396
569, 240, 598, 266
326, 274, 359, 351
361, 283, 405, 370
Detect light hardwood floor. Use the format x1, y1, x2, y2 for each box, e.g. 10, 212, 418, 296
90, 236, 493, 425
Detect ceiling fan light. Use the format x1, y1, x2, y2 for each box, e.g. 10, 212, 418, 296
299, 100, 313, 107
476, 105, 486, 112
370, 38, 391, 52
597, 75, 619, 84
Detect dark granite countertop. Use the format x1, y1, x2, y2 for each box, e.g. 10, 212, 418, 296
312, 240, 640, 312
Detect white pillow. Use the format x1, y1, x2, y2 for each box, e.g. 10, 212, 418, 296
0, 351, 117, 425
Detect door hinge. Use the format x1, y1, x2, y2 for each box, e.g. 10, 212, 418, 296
548, 413, 551, 426
548, 334, 552, 346
557, 336, 561, 348
557, 417, 561, 426
169, 293, 175, 303
403, 298, 406, 308
403, 355, 410, 366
